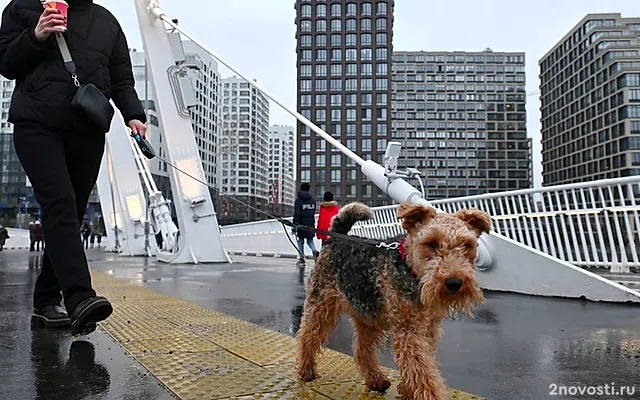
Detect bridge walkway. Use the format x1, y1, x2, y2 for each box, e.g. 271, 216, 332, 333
1, 249, 639, 399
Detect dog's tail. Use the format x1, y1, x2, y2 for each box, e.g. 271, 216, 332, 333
330, 202, 374, 235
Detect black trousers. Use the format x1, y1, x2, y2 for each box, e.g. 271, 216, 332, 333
13, 123, 105, 313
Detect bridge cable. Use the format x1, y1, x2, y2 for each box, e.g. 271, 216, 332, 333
141, 148, 401, 252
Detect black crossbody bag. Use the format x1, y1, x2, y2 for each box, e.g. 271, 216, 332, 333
53, 33, 114, 132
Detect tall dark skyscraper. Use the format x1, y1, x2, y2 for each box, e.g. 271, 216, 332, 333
295, 0, 394, 207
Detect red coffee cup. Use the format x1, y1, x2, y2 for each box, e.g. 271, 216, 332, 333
44, 0, 68, 29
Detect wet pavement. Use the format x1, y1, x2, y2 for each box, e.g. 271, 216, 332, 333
0, 250, 175, 400
2, 249, 640, 399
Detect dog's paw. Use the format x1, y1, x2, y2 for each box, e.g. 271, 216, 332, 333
297, 369, 318, 382
367, 377, 391, 392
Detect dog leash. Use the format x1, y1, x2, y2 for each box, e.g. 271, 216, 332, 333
138, 145, 401, 251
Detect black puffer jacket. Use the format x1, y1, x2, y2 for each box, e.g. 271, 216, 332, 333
293, 190, 317, 240
0, 0, 145, 131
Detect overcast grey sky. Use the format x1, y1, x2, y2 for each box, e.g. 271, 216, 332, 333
3, 0, 640, 187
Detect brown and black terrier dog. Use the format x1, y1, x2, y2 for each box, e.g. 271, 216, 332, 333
295, 202, 491, 400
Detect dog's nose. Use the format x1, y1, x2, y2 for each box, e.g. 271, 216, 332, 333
444, 278, 463, 293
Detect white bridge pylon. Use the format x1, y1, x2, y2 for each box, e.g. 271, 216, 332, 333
103, 0, 639, 302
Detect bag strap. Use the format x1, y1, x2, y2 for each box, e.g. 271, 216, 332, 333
40, 0, 80, 87
54, 34, 80, 88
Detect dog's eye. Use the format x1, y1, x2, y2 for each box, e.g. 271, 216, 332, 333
424, 241, 438, 249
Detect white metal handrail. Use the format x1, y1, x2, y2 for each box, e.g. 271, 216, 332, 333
221, 176, 640, 272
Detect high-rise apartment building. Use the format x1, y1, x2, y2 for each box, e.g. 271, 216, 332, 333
540, 13, 640, 185
218, 76, 270, 224
295, 0, 395, 207
391, 50, 531, 198
0, 78, 35, 223
268, 125, 296, 217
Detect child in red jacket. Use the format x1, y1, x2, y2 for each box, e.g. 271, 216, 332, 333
316, 191, 340, 244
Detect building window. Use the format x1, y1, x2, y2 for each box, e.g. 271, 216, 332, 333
331, 155, 342, 167
316, 154, 326, 167
330, 94, 342, 105
376, 18, 387, 30
316, 109, 326, 121
361, 93, 372, 105
331, 3, 341, 16
301, 50, 311, 61
376, 78, 388, 90
376, 63, 387, 75
331, 64, 342, 76
361, 33, 372, 46
315, 34, 327, 46
331, 19, 341, 31
346, 49, 357, 61
331, 33, 341, 46
300, 170, 310, 181
345, 34, 357, 46
331, 170, 341, 182
360, 78, 372, 90
301, 155, 311, 167
315, 94, 326, 106
361, 18, 372, 30
315, 20, 326, 32
345, 79, 357, 90
300, 94, 311, 106
346, 109, 356, 121
315, 79, 327, 91
361, 2, 372, 15
330, 79, 342, 91
316, 3, 326, 17
376, 48, 388, 60
376, 32, 387, 45
346, 63, 357, 76
301, 34, 311, 47
300, 4, 311, 17
300, 64, 311, 76
346, 19, 357, 31
361, 139, 371, 151
376, 1, 387, 15
331, 49, 342, 61
316, 64, 327, 76
316, 49, 327, 61
300, 80, 311, 91
331, 109, 341, 121
361, 63, 373, 75
361, 48, 372, 60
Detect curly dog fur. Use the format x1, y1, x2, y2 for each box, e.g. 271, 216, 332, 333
295, 202, 491, 400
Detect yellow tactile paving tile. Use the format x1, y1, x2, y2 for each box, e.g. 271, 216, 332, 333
91, 270, 485, 400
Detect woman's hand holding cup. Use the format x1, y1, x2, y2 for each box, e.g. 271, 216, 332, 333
35, 0, 68, 41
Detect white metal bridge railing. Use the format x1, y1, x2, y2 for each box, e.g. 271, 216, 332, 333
221, 175, 640, 273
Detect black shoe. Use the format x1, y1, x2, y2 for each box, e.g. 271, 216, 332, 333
70, 296, 113, 337
32, 305, 71, 328
314, 251, 319, 260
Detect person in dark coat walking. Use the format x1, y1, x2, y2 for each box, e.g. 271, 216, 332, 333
0, 0, 147, 335
293, 183, 318, 267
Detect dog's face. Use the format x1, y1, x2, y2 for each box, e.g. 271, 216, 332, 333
397, 203, 490, 314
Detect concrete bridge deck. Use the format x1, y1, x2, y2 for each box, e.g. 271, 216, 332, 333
1, 249, 639, 399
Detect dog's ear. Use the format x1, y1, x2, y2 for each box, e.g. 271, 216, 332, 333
456, 209, 491, 236
397, 203, 436, 233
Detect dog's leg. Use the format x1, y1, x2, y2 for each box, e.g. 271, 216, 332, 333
296, 285, 342, 382
391, 321, 448, 400
352, 318, 391, 392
